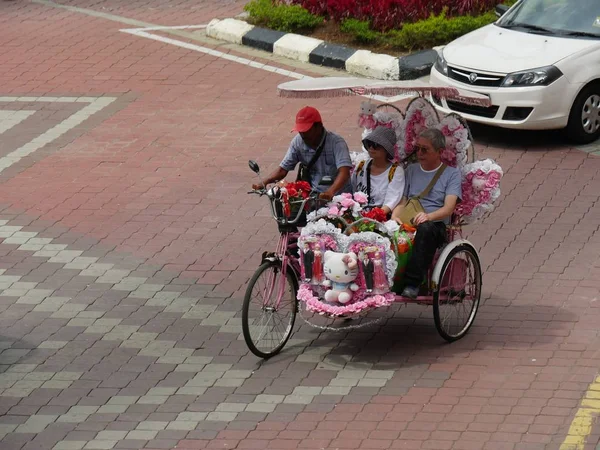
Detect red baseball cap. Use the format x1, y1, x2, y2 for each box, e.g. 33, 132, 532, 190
292, 106, 322, 133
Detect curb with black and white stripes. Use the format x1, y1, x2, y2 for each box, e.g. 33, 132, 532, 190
206, 18, 439, 81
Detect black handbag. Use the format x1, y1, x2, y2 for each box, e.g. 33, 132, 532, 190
296, 134, 327, 183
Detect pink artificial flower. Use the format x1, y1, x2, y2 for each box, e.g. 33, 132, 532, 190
328, 206, 340, 215
485, 172, 501, 189
341, 193, 353, 199
353, 192, 368, 204
340, 198, 355, 209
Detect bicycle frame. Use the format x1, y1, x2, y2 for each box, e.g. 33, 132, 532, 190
249, 185, 320, 312
258, 231, 301, 311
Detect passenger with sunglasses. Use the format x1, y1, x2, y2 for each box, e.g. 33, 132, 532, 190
351, 126, 405, 217
391, 128, 462, 299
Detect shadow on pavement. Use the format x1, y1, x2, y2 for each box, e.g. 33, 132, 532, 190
468, 121, 579, 150
255, 301, 579, 371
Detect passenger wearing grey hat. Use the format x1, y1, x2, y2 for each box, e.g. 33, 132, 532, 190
351, 126, 405, 216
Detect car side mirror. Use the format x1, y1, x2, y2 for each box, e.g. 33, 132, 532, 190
319, 176, 333, 186
248, 160, 260, 174
495, 4, 509, 18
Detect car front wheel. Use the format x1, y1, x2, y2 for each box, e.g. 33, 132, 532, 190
566, 83, 600, 144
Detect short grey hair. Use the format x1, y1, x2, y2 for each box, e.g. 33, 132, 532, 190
419, 128, 446, 151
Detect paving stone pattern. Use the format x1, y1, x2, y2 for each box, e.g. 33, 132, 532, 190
0, 1, 600, 450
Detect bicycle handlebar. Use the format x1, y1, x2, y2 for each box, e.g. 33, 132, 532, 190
247, 185, 322, 225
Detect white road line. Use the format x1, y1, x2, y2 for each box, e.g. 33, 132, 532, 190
119, 28, 414, 104
0, 111, 36, 135
121, 28, 307, 80
0, 97, 116, 173
122, 24, 208, 32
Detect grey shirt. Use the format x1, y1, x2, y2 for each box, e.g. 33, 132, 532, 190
280, 130, 353, 193
404, 163, 462, 225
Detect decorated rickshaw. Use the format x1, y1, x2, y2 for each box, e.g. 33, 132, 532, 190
243, 77, 503, 359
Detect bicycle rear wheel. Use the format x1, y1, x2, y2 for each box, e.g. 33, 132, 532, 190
242, 261, 298, 359
433, 244, 481, 342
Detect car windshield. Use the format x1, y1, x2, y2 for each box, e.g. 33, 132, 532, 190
497, 0, 600, 38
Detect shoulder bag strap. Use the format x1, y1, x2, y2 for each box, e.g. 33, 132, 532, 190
366, 160, 372, 204
305, 132, 327, 172
388, 163, 398, 183
356, 160, 366, 175
415, 164, 447, 200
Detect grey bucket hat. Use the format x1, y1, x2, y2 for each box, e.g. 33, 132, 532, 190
362, 126, 397, 159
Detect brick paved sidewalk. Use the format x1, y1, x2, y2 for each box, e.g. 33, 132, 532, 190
1, 1, 600, 450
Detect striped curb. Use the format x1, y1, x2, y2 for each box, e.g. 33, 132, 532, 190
206, 18, 439, 81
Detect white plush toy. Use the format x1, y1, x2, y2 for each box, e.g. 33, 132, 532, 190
322, 251, 359, 304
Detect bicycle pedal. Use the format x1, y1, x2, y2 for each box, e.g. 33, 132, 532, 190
261, 251, 277, 263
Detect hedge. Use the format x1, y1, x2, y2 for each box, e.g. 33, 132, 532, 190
244, 0, 512, 51
292, 0, 505, 31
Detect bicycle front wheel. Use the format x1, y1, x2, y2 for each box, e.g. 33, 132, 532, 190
242, 261, 298, 359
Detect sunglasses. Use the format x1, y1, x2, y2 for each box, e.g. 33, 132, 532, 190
364, 140, 385, 151
414, 144, 430, 154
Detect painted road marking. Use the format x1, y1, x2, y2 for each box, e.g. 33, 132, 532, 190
124, 24, 208, 31
0, 97, 116, 173
0, 111, 35, 135
560, 375, 600, 450
31, 0, 416, 103
120, 26, 414, 104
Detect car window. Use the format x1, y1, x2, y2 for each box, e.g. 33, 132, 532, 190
498, 0, 600, 37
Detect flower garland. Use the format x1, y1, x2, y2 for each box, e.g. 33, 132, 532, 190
360, 110, 404, 162
439, 114, 470, 169
402, 98, 439, 162
298, 284, 395, 317
300, 219, 342, 241
400, 99, 471, 170
454, 159, 503, 224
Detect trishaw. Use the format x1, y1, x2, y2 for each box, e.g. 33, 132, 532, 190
243, 77, 504, 359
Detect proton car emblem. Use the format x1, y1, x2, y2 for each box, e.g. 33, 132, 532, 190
469, 73, 478, 83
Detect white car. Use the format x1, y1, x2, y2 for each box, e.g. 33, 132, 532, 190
430, 0, 600, 144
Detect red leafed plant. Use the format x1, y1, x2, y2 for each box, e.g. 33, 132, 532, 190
291, 0, 499, 31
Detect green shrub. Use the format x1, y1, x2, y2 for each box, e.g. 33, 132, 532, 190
244, 0, 323, 33
340, 18, 380, 44
387, 10, 497, 51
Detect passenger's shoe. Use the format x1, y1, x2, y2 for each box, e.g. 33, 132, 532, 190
401, 285, 419, 299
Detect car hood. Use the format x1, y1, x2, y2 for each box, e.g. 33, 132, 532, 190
443, 24, 599, 74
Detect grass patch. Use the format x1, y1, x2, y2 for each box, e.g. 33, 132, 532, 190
386, 10, 497, 51
244, 0, 323, 33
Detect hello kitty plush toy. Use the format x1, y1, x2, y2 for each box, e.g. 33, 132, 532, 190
322, 251, 360, 304
358, 101, 377, 130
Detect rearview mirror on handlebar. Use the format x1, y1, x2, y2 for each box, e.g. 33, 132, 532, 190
318, 175, 333, 186
248, 160, 260, 174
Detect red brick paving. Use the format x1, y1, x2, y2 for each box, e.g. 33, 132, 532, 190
1, 1, 600, 450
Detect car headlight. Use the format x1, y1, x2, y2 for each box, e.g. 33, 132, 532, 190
434, 51, 448, 77
501, 65, 563, 87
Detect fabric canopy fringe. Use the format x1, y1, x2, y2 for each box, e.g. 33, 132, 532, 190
277, 77, 492, 107
278, 85, 459, 98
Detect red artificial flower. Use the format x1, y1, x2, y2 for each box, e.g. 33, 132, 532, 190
362, 207, 387, 222
296, 181, 311, 192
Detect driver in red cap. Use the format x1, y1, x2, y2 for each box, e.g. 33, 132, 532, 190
252, 106, 352, 200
